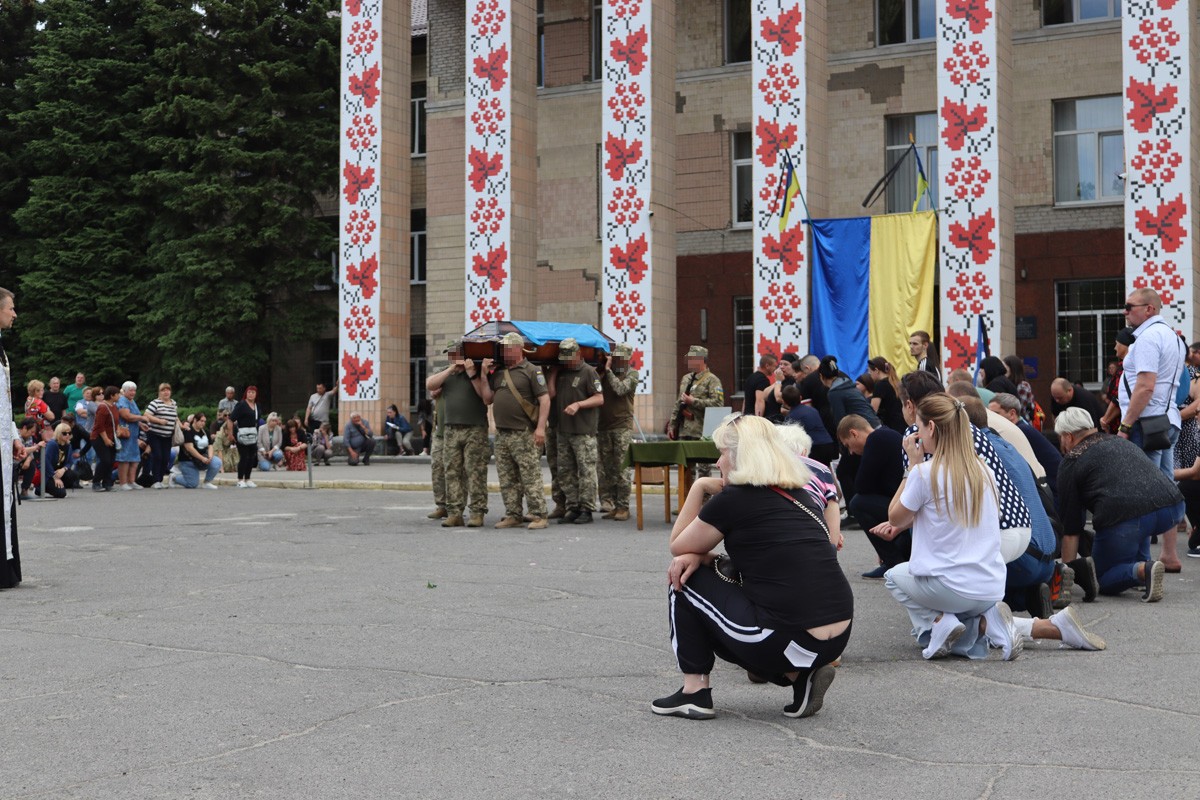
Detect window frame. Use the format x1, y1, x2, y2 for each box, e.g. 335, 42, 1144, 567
732, 296, 754, 399
1054, 278, 1125, 390
410, 208, 427, 285
590, 0, 603, 82
724, 0, 751, 65
884, 112, 938, 214
411, 81, 426, 158
1043, 0, 1121, 27
1052, 95, 1124, 207
731, 130, 753, 229
315, 339, 339, 395
876, 0, 936, 47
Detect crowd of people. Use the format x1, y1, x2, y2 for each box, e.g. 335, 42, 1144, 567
653, 287, 1189, 721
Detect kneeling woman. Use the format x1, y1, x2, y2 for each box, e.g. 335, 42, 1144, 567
873, 394, 1014, 660
655, 415, 854, 720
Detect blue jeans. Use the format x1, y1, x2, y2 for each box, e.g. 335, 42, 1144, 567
1003, 553, 1056, 612
258, 449, 283, 472
1094, 501, 1185, 595
885, 563, 998, 659
177, 456, 222, 488
1129, 422, 1179, 482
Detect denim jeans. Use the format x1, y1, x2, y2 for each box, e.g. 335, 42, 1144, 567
1129, 422, 1179, 482
1093, 501, 1185, 595
258, 449, 284, 472
1003, 552, 1056, 612
885, 563, 998, 659
177, 456, 222, 488
149, 435, 173, 483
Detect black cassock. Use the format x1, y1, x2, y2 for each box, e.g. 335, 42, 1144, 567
0, 336, 19, 589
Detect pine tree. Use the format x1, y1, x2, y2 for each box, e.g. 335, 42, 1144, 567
133, 0, 340, 395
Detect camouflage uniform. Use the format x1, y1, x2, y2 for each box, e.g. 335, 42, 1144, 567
444, 425, 489, 516
668, 368, 725, 439
430, 396, 446, 512
558, 433, 599, 512
545, 420, 565, 512
488, 349, 549, 521
554, 341, 603, 514
598, 356, 639, 513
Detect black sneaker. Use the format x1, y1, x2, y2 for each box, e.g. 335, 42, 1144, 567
1025, 582, 1053, 620
1069, 557, 1099, 603
1188, 547, 1200, 559
572, 510, 594, 524
1050, 562, 1074, 610
651, 687, 715, 720
783, 665, 836, 719
558, 509, 580, 525
1142, 560, 1164, 603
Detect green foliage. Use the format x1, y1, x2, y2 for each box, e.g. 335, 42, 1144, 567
4, 0, 339, 397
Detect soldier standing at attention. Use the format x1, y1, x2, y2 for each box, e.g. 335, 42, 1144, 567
548, 338, 604, 524
480, 332, 551, 530
425, 339, 490, 528
598, 343, 640, 521
668, 345, 725, 441
426, 382, 447, 520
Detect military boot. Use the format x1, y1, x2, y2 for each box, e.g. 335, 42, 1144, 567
427, 507, 447, 519
441, 514, 465, 528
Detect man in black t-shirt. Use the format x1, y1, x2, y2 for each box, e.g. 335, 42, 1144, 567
741, 354, 776, 415
1049, 378, 1103, 428
837, 414, 910, 577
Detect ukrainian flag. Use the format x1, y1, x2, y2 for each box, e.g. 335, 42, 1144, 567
808, 211, 937, 377
780, 159, 801, 233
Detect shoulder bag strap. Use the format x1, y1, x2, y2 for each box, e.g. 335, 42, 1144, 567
767, 485, 831, 542
503, 368, 539, 423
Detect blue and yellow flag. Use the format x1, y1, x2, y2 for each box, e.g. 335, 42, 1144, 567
911, 145, 932, 213
780, 158, 801, 233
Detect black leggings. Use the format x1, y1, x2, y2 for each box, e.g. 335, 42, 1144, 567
237, 442, 257, 480
668, 567, 851, 682
92, 441, 115, 489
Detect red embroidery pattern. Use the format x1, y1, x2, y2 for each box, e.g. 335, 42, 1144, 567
339, 0, 382, 398
1124, 0, 1191, 328
752, 2, 807, 359
601, 0, 653, 393
465, 0, 513, 325
937, 0, 999, 371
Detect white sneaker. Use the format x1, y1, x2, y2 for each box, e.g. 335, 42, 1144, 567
152, 481, 163, 490
236, 480, 246, 488
120, 484, 133, 492
244, 480, 257, 488
922, 613, 965, 660
132, 483, 144, 490
983, 602, 1022, 661
163, 475, 173, 489
201, 482, 218, 491
1050, 607, 1106, 651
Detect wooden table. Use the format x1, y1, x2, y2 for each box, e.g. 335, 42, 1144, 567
625, 441, 719, 530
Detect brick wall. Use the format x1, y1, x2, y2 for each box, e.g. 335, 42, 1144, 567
676, 250, 753, 395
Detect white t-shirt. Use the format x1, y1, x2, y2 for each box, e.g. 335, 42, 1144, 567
308, 391, 333, 422
900, 459, 1006, 601
1119, 315, 1185, 427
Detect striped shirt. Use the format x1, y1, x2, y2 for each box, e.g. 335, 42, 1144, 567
145, 399, 178, 439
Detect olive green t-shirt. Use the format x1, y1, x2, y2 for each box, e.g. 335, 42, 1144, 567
442, 371, 488, 427
489, 360, 547, 430
555, 363, 602, 435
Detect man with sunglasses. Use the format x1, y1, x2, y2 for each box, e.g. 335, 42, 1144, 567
1116, 288, 1186, 573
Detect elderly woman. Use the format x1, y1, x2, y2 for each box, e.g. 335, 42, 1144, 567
654, 414, 854, 721
874, 394, 1016, 661
1055, 406, 1184, 602
116, 381, 165, 491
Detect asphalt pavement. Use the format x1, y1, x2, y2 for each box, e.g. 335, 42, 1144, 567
4, 471, 1200, 799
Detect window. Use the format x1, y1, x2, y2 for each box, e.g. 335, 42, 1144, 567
1056, 279, 1125, 387
537, 0, 545, 88
411, 82, 426, 157
725, 0, 751, 64
1044, 0, 1121, 26
410, 335, 427, 409
315, 339, 338, 393
884, 113, 938, 213
877, 0, 935, 46
1054, 96, 1124, 204
733, 297, 754, 391
732, 131, 753, 227
590, 1, 602, 81
411, 209, 426, 284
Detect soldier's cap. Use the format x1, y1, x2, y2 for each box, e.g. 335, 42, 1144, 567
442, 338, 460, 354
612, 343, 633, 358
499, 332, 525, 347
558, 338, 580, 360
686, 345, 708, 359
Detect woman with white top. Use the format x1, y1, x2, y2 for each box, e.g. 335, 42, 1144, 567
872, 393, 1018, 660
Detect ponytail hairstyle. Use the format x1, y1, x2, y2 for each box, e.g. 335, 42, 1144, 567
867, 356, 900, 392
915, 393, 994, 528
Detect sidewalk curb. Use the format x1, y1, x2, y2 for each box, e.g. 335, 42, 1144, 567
210, 477, 672, 494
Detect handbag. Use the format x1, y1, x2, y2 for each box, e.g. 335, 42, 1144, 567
1123, 371, 1172, 451
237, 426, 259, 446
172, 419, 185, 447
